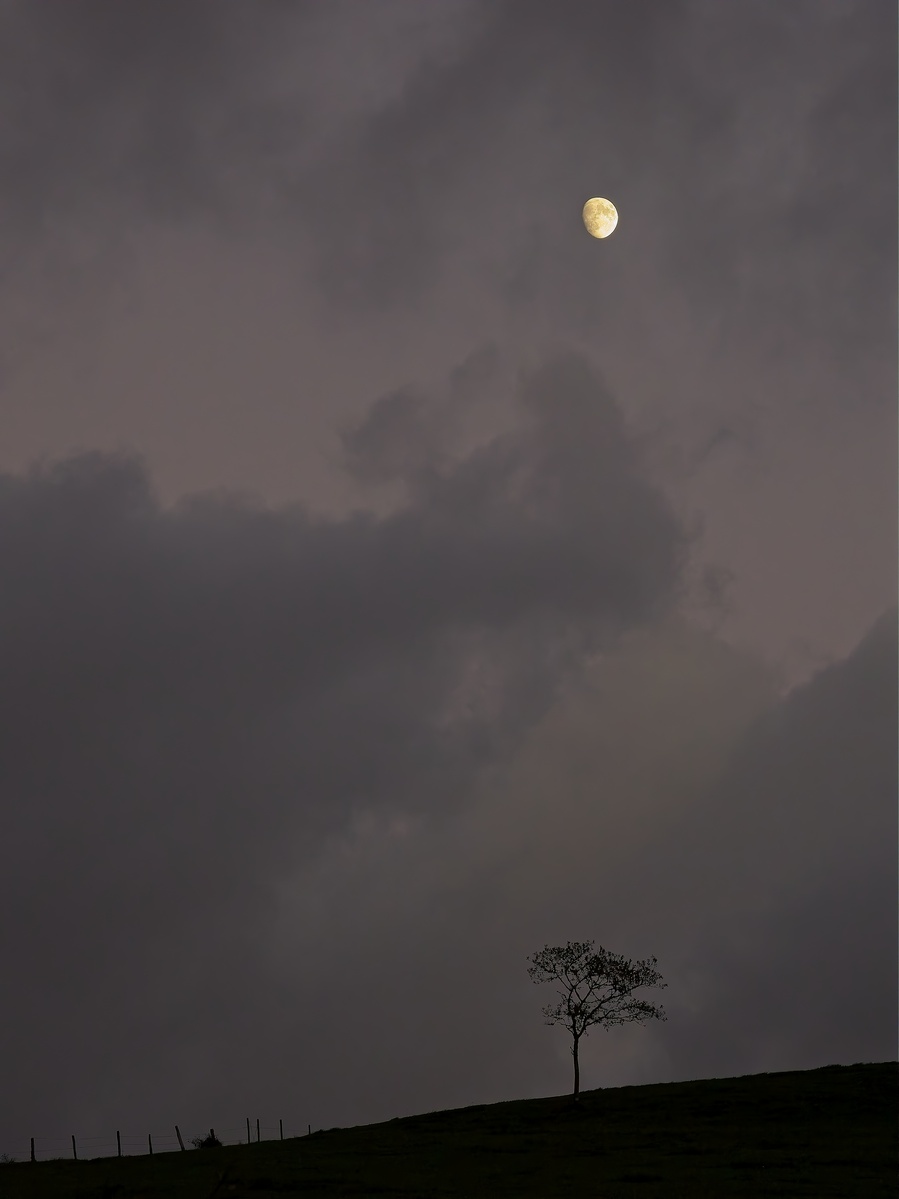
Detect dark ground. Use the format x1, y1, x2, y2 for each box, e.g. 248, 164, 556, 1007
1, 1061, 895, 1197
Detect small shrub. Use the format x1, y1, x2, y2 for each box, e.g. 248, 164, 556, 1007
191, 1131, 223, 1149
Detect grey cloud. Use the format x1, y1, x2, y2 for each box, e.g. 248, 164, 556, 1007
340, 343, 501, 486
340, 386, 432, 485
262, 604, 895, 1126
0, 0, 303, 240
653, 1, 897, 371
296, 0, 681, 312
0, 0, 483, 283
1, 0, 892, 352
0, 0, 892, 1156
0, 351, 690, 1144
657, 605, 898, 1076
299, 0, 895, 353
0, 0, 313, 378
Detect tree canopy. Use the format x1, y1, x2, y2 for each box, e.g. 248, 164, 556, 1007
528, 940, 667, 1096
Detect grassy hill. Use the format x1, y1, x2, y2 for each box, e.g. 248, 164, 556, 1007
1, 1061, 895, 1198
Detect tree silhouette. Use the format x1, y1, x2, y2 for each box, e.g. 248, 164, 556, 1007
528, 940, 667, 1098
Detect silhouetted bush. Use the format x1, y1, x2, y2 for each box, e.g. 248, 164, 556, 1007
190, 1131, 223, 1149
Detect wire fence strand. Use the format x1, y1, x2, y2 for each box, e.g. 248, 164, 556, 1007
0, 1116, 303, 1163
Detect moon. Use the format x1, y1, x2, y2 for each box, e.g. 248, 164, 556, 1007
582, 197, 618, 239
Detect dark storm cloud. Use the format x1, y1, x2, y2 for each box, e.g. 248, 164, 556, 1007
340, 344, 501, 486
0, 352, 690, 1141
288, 0, 896, 348
652, 1, 897, 374
0, 0, 671, 288
0, 0, 302, 239
259, 602, 897, 1126
0, 0, 312, 377
655, 604, 898, 1075
0, 0, 892, 1156
294, 0, 682, 310
1, 0, 892, 350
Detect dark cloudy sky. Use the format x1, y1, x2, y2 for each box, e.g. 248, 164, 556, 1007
0, 0, 895, 1157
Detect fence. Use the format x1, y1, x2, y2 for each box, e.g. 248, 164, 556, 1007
1, 1117, 316, 1164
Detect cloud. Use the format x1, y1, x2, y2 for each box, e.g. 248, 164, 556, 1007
651, 0, 897, 371
7, 2, 890, 306
0, 1, 300, 237
261, 599, 895, 1124
655, 604, 898, 1079
0, 0, 892, 1152
0, 350, 692, 1141
0, 355, 892, 1143
0, 0, 892, 378
339, 343, 501, 488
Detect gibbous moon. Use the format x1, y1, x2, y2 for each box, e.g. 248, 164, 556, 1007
583, 197, 618, 239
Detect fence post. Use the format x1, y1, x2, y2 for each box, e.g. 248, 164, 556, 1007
71, 1135, 77, 1161
246, 1117, 250, 1145
175, 1125, 185, 1151
307, 1124, 311, 1136
256, 1118, 260, 1143
30, 1138, 35, 1163
116, 1130, 121, 1157
148, 1133, 153, 1156
279, 1119, 283, 1141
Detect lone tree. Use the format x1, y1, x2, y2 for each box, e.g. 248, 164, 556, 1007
528, 940, 667, 1098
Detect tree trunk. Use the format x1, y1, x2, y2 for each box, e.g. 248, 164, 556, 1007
572, 1035, 580, 1099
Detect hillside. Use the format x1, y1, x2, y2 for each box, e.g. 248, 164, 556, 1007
1, 1061, 895, 1198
